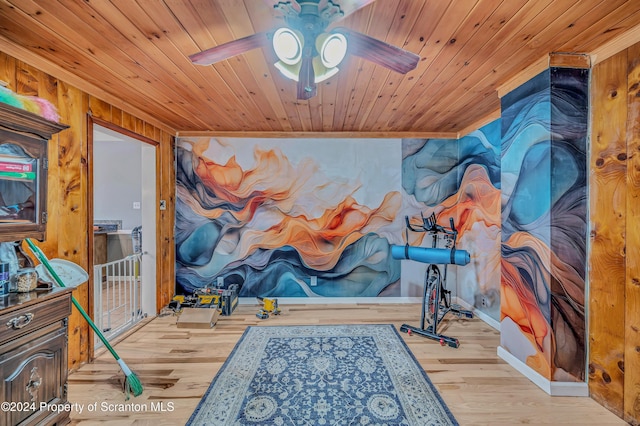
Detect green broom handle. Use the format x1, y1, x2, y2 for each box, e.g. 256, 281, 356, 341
25, 239, 121, 361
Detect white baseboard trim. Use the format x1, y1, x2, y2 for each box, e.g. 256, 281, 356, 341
497, 346, 588, 397
239, 296, 500, 331
452, 297, 500, 331
239, 297, 423, 305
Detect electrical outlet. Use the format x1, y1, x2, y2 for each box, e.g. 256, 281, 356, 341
310, 276, 317, 286
217, 276, 224, 287
481, 297, 487, 307
133, 201, 141, 209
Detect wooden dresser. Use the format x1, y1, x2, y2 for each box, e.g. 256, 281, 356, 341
0, 287, 72, 426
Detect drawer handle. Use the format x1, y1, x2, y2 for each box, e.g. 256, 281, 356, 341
6, 313, 34, 329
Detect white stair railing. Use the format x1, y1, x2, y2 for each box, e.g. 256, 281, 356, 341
93, 253, 145, 348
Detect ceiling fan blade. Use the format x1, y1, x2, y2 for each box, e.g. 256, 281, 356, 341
297, 55, 316, 100
190, 32, 270, 66
334, 27, 419, 74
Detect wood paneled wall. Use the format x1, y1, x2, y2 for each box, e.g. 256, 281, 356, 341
589, 41, 640, 424
625, 42, 640, 425
0, 51, 176, 370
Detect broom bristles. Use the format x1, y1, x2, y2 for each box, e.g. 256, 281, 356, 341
117, 358, 143, 399
124, 372, 144, 400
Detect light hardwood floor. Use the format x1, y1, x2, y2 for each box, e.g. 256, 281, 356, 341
67, 303, 625, 425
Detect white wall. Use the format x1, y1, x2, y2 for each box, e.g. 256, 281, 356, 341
93, 128, 142, 230
93, 125, 157, 319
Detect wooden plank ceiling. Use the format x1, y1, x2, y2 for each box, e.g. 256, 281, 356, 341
0, 0, 639, 136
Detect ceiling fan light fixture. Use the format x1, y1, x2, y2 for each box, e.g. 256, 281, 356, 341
316, 32, 347, 68
274, 60, 302, 82
273, 27, 304, 65
312, 56, 339, 83
189, 1, 417, 99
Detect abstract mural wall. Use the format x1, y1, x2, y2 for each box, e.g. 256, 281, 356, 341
175, 137, 403, 298
500, 68, 588, 382
175, 131, 502, 314
401, 120, 502, 320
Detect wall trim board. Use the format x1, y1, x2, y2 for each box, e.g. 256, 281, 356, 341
590, 22, 640, 67
497, 53, 591, 99
549, 53, 591, 69
175, 131, 458, 139
497, 55, 549, 99
91, 116, 159, 147
497, 346, 589, 397
456, 109, 501, 138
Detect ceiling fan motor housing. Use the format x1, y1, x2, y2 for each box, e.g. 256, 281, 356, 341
276, 0, 345, 56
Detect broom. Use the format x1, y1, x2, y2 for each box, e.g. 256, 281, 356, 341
25, 238, 144, 399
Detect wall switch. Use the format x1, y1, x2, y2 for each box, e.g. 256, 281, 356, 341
217, 276, 224, 287
133, 202, 141, 209
310, 276, 317, 286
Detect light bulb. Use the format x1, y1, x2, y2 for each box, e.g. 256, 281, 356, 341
317, 32, 347, 68
273, 28, 303, 66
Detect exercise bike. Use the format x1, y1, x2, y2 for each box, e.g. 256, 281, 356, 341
399, 213, 473, 348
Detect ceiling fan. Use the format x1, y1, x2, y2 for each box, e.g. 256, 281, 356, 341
189, 0, 420, 100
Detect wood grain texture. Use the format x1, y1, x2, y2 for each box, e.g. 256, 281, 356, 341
549, 53, 591, 69
66, 303, 626, 425
89, 97, 112, 121
56, 81, 90, 371
3, 1, 640, 133
1, 52, 176, 370
588, 48, 628, 417
624, 41, 640, 425
157, 131, 176, 312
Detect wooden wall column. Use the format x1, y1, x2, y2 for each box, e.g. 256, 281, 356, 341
623, 41, 640, 424
589, 40, 640, 424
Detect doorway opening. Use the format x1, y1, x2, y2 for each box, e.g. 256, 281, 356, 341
89, 119, 157, 352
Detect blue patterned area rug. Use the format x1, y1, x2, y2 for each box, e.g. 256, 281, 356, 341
187, 324, 458, 425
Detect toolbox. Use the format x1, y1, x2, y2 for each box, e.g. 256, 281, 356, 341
220, 284, 239, 316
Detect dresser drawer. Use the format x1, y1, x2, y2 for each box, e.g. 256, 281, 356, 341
0, 325, 68, 426
0, 293, 71, 343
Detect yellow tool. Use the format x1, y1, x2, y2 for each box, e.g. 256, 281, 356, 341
256, 297, 281, 319
259, 297, 280, 313
171, 291, 221, 309
196, 294, 220, 307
